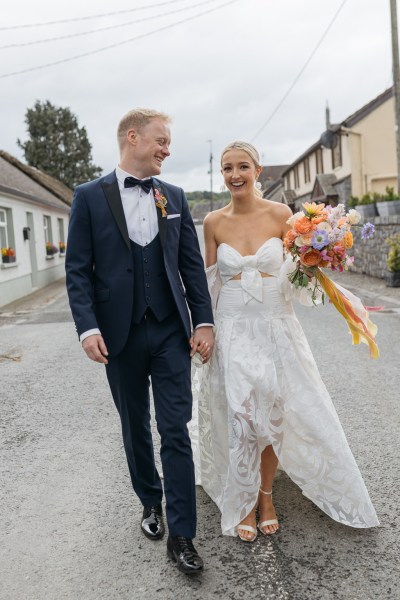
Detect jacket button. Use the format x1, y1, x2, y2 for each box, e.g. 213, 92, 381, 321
145, 271, 149, 276
145, 283, 150, 288
144, 258, 148, 263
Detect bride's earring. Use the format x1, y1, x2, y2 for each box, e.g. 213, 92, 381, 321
220, 184, 227, 192
255, 181, 262, 190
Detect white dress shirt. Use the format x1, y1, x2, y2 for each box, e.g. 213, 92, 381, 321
80, 167, 212, 343
116, 165, 158, 246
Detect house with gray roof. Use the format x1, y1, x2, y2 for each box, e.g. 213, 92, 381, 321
0, 151, 72, 307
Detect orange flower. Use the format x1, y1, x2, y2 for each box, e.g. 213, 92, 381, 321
311, 211, 328, 225
343, 231, 353, 249
294, 216, 314, 235
300, 249, 322, 267
283, 229, 297, 249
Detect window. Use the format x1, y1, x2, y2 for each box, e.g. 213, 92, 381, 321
58, 218, 66, 254
294, 166, 299, 189
332, 135, 342, 169
43, 215, 53, 244
1, 207, 16, 263
304, 158, 310, 183
0, 209, 8, 248
58, 218, 65, 243
316, 148, 324, 174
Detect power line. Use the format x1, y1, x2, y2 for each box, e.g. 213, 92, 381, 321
0, 0, 188, 30
0, 0, 218, 49
0, 0, 239, 79
251, 0, 348, 142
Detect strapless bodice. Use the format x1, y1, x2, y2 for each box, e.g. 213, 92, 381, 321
217, 237, 284, 303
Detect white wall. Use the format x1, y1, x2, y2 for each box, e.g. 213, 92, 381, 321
0, 193, 69, 307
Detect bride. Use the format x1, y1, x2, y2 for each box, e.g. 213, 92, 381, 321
192, 141, 379, 541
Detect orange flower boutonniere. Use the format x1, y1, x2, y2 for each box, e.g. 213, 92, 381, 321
154, 188, 168, 217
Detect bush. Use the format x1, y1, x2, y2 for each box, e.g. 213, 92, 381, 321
386, 234, 400, 272
359, 193, 373, 205
348, 195, 359, 208
383, 186, 400, 202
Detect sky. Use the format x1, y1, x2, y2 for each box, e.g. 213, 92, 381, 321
0, 0, 395, 191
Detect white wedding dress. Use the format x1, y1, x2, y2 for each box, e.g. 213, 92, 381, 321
190, 237, 379, 536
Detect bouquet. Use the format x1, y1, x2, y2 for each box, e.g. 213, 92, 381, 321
284, 202, 379, 358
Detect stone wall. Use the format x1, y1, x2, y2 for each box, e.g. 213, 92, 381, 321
350, 215, 400, 278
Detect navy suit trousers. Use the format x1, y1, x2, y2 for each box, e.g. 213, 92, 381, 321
105, 310, 196, 538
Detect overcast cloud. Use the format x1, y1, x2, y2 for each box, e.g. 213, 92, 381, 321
1, 0, 393, 191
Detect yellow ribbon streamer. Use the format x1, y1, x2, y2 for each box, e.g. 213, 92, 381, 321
315, 270, 379, 359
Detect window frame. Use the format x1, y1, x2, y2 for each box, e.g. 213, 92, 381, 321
43, 215, 53, 245
0, 208, 9, 249
331, 135, 342, 169
304, 157, 311, 184
316, 148, 324, 174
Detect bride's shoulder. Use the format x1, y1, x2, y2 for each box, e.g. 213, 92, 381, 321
263, 199, 292, 220
203, 206, 229, 229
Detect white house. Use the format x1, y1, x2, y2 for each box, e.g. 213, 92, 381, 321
0, 151, 72, 308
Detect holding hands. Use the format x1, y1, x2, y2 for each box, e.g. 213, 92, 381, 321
190, 326, 214, 364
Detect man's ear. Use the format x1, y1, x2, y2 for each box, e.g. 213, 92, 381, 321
127, 129, 137, 145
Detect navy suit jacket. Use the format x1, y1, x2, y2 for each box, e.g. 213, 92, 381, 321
65, 170, 213, 356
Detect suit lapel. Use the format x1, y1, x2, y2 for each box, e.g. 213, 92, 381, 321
101, 174, 130, 251
153, 179, 167, 250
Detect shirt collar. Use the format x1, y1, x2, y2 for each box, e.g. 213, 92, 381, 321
116, 165, 153, 185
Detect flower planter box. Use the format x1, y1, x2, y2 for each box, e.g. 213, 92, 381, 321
376, 200, 400, 217
356, 204, 378, 218
386, 271, 400, 287
2, 255, 16, 264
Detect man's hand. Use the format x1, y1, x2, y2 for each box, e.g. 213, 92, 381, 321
82, 334, 109, 364
189, 326, 214, 364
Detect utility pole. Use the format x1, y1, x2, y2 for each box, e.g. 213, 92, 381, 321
390, 0, 400, 193
207, 139, 214, 212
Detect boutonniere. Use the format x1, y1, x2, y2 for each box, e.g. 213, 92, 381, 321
154, 187, 168, 218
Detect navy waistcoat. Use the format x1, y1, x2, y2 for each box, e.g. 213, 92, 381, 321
131, 235, 176, 323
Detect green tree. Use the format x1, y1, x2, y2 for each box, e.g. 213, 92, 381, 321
17, 100, 102, 189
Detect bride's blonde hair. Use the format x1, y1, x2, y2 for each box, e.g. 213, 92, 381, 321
220, 141, 263, 198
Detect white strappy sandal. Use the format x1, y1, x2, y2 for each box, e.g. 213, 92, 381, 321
258, 488, 279, 535
237, 524, 257, 543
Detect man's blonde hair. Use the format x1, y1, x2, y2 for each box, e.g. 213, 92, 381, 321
117, 108, 171, 149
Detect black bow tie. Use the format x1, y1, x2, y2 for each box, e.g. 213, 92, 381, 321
124, 176, 153, 194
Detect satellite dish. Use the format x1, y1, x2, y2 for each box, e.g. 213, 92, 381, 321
320, 129, 338, 149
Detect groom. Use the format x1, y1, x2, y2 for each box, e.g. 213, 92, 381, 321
65, 108, 214, 574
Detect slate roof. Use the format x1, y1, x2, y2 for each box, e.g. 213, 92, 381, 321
311, 174, 338, 202
259, 165, 289, 191
0, 150, 72, 212
282, 189, 297, 204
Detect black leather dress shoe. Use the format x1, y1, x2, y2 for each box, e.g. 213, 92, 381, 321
141, 504, 165, 540
167, 536, 204, 574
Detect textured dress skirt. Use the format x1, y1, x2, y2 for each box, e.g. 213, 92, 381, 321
190, 239, 379, 536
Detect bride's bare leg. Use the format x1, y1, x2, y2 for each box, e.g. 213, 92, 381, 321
259, 444, 279, 534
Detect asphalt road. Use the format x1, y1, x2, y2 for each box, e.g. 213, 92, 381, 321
1, 229, 399, 600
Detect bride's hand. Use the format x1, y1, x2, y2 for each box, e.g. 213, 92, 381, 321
190, 327, 214, 364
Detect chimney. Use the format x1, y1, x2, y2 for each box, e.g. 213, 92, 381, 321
326, 101, 331, 129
